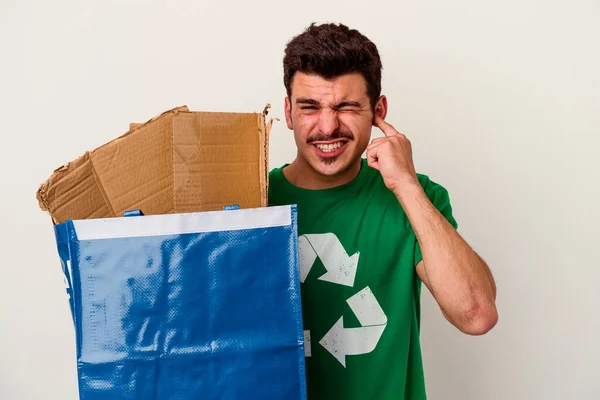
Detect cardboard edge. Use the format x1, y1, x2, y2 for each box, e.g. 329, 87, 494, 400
171, 111, 177, 214
36, 105, 190, 221
128, 104, 188, 131
36, 179, 51, 212
36, 181, 58, 223
264, 105, 279, 207
259, 104, 272, 207
110, 105, 189, 148
36, 153, 91, 224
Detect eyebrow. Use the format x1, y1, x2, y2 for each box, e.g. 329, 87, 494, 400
333, 101, 362, 110
296, 98, 320, 106
295, 98, 363, 109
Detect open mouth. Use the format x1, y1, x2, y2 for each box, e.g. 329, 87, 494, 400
312, 140, 349, 158
315, 142, 344, 153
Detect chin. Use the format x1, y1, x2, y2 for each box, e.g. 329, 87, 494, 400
308, 155, 356, 177
298, 141, 363, 178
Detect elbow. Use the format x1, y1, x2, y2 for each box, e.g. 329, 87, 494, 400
458, 302, 498, 336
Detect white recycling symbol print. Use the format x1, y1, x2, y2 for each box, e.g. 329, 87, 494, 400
298, 233, 388, 367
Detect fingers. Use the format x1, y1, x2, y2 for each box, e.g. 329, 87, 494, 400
374, 115, 400, 137
366, 146, 380, 170
367, 133, 407, 151
367, 137, 388, 150
370, 137, 387, 144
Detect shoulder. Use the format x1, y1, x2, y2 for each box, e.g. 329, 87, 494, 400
416, 173, 450, 197
268, 165, 288, 187
267, 165, 289, 206
415, 173, 458, 228
268, 164, 286, 178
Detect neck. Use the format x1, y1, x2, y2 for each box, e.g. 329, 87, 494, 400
283, 157, 362, 190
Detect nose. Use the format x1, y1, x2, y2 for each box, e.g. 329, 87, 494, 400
317, 110, 340, 136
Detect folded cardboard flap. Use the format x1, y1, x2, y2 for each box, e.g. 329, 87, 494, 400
37, 105, 273, 224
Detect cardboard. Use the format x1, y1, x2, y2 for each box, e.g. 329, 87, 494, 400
37, 105, 274, 224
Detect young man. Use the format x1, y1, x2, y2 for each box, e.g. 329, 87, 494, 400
268, 23, 498, 399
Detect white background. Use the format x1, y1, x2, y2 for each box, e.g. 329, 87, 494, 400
1, 0, 599, 399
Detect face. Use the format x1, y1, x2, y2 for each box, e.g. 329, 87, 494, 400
285, 72, 387, 180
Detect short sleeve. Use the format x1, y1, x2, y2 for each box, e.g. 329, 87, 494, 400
413, 175, 458, 267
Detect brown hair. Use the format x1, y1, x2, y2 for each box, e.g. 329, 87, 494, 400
283, 23, 382, 110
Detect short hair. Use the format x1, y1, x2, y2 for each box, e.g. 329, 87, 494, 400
283, 23, 382, 109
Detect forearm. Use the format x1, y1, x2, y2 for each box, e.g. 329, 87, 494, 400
395, 181, 497, 334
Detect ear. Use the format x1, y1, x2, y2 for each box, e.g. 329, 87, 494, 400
373, 95, 388, 124
284, 96, 294, 130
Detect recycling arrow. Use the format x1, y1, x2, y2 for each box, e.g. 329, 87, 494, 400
298, 233, 387, 367
319, 286, 387, 367
298, 233, 359, 287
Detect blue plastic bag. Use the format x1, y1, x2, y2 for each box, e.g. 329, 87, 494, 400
54, 205, 306, 399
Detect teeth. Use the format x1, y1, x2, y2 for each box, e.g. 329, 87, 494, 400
316, 142, 343, 153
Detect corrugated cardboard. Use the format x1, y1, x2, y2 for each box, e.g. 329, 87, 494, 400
37, 105, 274, 224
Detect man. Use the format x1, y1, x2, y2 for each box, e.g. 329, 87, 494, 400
268, 23, 498, 399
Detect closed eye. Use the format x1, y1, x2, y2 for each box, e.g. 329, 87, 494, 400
333, 102, 363, 112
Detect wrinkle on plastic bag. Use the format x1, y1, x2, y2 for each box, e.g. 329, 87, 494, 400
55, 205, 306, 400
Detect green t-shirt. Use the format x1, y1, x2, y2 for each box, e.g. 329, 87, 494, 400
268, 158, 458, 400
